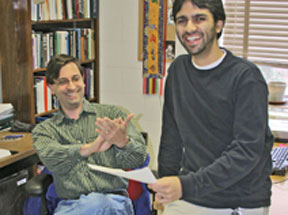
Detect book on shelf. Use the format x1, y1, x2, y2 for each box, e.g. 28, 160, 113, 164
83, 66, 94, 99
66, 0, 73, 19
54, 30, 70, 56
90, 0, 98, 18
32, 28, 95, 69
31, 0, 97, 21
34, 76, 53, 114
88, 29, 95, 59
56, 0, 64, 20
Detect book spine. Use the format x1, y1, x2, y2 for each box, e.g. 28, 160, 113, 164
75, 0, 80, 19
43, 76, 48, 112
34, 76, 45, 114
66, 0, 73, 19
90, 0, 97, 18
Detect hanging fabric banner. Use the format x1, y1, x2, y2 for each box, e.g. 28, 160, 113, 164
143, 0, 167, 95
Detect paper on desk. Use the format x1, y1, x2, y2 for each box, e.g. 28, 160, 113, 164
0, 103, 14, 121
0, 103, 13, 115
0, 149, 11, 159
269, 110, 288, 119
269, 118, 288, 139
88, 164, 157, 184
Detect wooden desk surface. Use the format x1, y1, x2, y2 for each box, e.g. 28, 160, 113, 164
0, 131, 36, 168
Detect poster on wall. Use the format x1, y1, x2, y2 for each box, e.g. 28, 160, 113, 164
139, 0, 175, 95
138, 0, 175, 63
143, 0, 167, 79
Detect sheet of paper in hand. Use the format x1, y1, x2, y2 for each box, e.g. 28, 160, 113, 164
88, 164, 157, 184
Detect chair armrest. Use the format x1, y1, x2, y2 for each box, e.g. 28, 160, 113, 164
25, 173, 53, 196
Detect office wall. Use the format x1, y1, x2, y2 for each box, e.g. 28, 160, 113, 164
99, 0, 163, 169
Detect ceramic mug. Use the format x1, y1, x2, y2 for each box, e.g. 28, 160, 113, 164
268, 81, 287, 102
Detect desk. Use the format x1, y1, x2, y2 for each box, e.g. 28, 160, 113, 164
269, 142, 288, 215
270, 174, 288, 215
0, 131, 39, 179
269, 102, 288, 141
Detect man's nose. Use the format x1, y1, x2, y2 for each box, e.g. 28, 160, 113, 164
67, 80, 77, 89
185, 20, 197, 32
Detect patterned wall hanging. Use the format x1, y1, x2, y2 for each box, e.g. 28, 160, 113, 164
142, 0, 167, 95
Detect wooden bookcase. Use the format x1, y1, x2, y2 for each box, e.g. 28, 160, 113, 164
0, 0, 99, 124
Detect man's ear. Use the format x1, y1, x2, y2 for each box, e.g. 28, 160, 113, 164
216, 20, 224, 34
48, 84, 55, 94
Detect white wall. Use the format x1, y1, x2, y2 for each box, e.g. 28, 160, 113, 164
99, 0, 165, 169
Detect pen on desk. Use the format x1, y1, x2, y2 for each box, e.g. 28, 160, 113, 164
4, 134, 24, 140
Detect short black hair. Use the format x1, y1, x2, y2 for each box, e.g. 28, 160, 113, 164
46, 54, 84, 85
172, 0, 226, 39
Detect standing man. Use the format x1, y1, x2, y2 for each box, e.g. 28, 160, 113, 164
148, 0, 273, 214
32, 54, 147, 215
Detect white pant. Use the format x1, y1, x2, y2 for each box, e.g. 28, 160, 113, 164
162, 200, 269, 215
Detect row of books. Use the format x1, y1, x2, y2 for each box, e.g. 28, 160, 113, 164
31, 0, 98, 21
84, 65, 95, 100
32, 28, 95, 69
0, 103, 14, 131
34, 67, 94, 114
34, 76, 57, 114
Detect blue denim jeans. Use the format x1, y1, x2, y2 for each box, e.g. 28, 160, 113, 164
54, 192, 134, 215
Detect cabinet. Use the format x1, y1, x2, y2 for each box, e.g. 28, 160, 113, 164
0, 0, 99, 124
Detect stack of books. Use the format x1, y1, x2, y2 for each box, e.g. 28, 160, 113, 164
0, 103, 14, 131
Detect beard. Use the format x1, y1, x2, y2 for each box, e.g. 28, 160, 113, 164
177, 25, 218, 57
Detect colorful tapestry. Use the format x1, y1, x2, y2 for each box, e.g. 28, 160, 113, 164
143, 0, 167, 95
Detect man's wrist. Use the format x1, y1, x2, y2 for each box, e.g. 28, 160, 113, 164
80, 144, 93, 157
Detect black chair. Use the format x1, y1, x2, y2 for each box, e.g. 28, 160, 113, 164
25, 173, 53, 215
25, 132, 158, 215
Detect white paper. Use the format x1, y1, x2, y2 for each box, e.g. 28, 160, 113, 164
269, 110, 288, 119
0, 149, 11, 159
88, 164, 157, 184
269, 118, 288, 139
0, 103, 13, 114
0, 103, 14, 120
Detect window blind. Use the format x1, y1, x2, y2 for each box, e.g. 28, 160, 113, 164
223, 0, 288, 68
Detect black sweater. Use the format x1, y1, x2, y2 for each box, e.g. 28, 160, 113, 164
158, 49, 274, 208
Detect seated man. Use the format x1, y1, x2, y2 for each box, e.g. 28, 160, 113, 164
32, 54, 147, 215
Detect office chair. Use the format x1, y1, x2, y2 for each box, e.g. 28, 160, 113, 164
24, 132, 158, 215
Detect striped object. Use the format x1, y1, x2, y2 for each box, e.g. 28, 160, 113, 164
143, 0, 167, 95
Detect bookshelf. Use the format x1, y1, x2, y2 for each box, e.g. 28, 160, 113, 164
0, 0, 99, 124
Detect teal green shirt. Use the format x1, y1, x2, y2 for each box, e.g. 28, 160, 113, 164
32, 99, 147, 199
